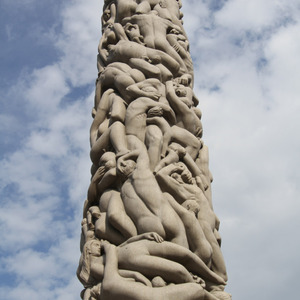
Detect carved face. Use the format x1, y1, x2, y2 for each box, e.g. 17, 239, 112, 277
90, 240, 101, 256
125, 23, 141, 40
118, 159, 136, 177
174, 84, 194, 108
175, 86, 187, 97
177, 0, 182, 9
102, 9, 111, 22
171, 172, 184, 184
99, 152, 116, 168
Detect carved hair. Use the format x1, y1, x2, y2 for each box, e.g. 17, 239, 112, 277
77, 239, 101, 288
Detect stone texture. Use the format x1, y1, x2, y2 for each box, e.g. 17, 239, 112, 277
77, 1, 231, 299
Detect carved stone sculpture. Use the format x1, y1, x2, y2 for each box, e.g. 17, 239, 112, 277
78, 1, 231, 299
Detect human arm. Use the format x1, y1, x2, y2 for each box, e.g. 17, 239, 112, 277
98, 35, 109, 64
87, 166, 106, 204
97, 168, 118, 194
126, 79, 163, 101
113, 23, 128, 41
152, 101, 176, 125
182, 153, 209, 191
156, 164, 191, 203
128, 57, 162, 80
90, 89, 114, 147
166, 80, 188, 114
119, 270, 152, 286
119, 232, 164, 247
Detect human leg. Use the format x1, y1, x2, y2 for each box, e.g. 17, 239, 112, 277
145, 125, 163, 171
105, 190, 137, 238
165, 193, 212, 263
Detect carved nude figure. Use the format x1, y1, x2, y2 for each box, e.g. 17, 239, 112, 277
153, 142, 186, 174
146, 113, 201, 159
88, 152, 118, 205
125, 96, 176, 142
156, 163, 228, 282
79, 0, 231, 298
90, 88, 126, 147
101, 1, 117, 27
87, 205, 136, 246
90, 121, 128, 165
117, 137, 189, 246
77, 233, 225, 289
80, 240, 221, 300
90, 95, 176, 165
167, 28, 193, 75
98, 74, 168, 107
134, 0, 186, 33
99, 190, 137, 239
103, 39, 181, 78
166, 80, 202, 136
117, 136, 218, 261
196, 141, 214, 208
122, 13, 190, 75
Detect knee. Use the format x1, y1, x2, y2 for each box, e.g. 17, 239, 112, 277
110, 110, 125, 124
108, 211, 120, 227
146, 126, 162, 144
110, 120, 123, 129
180, 209, 195, 224
176, 265, 192, 283
149, 66, 161, 78
195, 241, 212, 265
192, 139, 201, 151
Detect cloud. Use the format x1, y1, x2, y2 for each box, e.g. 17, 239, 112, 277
182, 1, 300, 298
0, 0, 98, 298
1, 0, 300, 299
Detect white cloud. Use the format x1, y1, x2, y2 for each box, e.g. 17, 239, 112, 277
0, 1, 97, 298
55, 0, 101, 86
215, 0, 298, 32
1, 0, 300, 299
178, 1, 300, 298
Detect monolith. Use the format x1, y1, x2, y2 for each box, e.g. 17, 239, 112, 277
77, 1, 231, 299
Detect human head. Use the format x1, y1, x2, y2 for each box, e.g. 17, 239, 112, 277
124, 23, 143, 42
168, 142, 186, 159
77, 239, 102, 287
87, 206, 101, 230
99, 151, 116, 169
176, 0, 183, 9
182, 200, 200, 217
152, 276, 167, 287
173, 82, 194, 108
171, 172, 184, 184
117, 159, 136, 177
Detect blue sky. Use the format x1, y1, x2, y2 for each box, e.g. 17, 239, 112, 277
1, 0, 300, 299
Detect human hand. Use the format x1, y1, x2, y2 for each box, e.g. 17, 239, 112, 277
92, 166, 106, 181
147, 91, 161, 101
191, 274, 206, 288
181, 169, 193, 184
132, 272, 152, 286
151, 55, 161, 64
147, 106, 163, 117
195, 127, 203, 138
141, 56, 151, 63
170, 28, 180, 35
178, 74, 192, 86
143, 232, 164, 243
100, 239, 114, 252
105, 160, 115, 170
176, 147, 186, 159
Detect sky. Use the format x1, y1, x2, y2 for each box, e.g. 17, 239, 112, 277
0, 0, 300, 299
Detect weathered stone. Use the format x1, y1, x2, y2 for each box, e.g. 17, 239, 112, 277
77, 1, 231, 299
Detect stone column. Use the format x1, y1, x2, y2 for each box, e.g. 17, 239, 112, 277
77, 1, 231, 299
